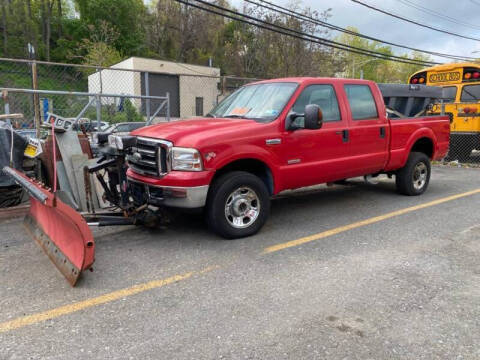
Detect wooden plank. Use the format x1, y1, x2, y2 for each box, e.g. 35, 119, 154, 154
0, 204, 30, 220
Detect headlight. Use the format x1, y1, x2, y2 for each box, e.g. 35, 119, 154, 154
171, 147, 203, 171
108, 135, 137, 150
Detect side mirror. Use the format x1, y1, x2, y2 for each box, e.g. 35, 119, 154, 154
304, 104, 323, 130
286, 104, 323, 131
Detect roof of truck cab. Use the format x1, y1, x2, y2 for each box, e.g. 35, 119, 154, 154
249, 77, 376, 86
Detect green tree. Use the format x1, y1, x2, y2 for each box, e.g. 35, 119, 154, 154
335, 27, 431, 83
74, 0, 147, 56
76, 20, 122, 67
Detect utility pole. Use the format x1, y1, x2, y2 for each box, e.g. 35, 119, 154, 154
353, 58, 377, 79
28, 43, 41, 136
32, 61, 41, 136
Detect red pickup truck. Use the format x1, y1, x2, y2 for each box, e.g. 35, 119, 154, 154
125, 78, 450, 238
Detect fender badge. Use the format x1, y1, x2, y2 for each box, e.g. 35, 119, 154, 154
205, 152, 217, 161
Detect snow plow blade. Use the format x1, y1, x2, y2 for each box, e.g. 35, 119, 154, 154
2, 166, 95, 286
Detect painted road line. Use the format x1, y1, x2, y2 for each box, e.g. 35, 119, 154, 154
263, 188, 480, 254
0, 265, 218, 334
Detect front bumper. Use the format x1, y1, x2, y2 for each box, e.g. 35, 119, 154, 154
127, 169, 213, 208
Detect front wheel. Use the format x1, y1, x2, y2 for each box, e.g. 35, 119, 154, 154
206, 171, 270, 239
395, 152, 431, 196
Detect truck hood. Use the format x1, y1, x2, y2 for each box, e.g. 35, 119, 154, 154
131, 117, 261, 147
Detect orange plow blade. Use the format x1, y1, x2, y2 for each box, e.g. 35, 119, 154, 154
3, 166, 95, 286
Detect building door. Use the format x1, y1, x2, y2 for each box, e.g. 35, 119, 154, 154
141, 73, 180, 118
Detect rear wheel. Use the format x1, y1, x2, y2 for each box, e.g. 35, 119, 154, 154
206, 171, 270, 239
395, 152, 431, 196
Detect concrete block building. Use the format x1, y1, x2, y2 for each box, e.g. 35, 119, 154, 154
88, 57, 221, 119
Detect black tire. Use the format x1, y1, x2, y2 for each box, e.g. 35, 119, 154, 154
0, 185, 24, 208
206, 171, 270, 239
395, 152, 431, 196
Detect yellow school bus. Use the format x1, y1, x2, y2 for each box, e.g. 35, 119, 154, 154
409, 62, 480, 160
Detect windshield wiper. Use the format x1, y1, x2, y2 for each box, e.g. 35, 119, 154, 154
205, 113, 215, 118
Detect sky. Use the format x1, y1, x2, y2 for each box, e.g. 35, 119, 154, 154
228, 0, 480, 63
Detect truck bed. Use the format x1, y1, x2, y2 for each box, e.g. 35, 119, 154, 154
385, 114, 450, 171
378, 83, 443, 118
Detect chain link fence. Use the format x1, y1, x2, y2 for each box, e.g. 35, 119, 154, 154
1, 57, 477, 167
0, 58, 260, 133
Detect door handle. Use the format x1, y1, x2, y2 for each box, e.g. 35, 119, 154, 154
336, 130, 349, 143
380, 127, 386, 138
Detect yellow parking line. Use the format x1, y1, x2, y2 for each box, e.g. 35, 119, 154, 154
0, 265, 218, 334
264, 188, 480, 254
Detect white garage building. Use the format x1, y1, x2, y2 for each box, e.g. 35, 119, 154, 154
88, 57, 221, 119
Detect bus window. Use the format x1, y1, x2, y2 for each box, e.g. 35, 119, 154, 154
442, 86, 457, 103
460, 84, 480, 102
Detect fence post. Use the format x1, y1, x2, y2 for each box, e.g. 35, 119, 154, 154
97, 67, 103, 94
95, 94, 101, 130
32, 61, 41, 136
166, 92, 170, 122
2, 90, 10, 125
221, 76, 227, 97
144, 72, 151, 123
97, 67, 103, 131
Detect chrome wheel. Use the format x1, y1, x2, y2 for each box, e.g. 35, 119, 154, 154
224, 187, 260, 229
412, 162, 427, 190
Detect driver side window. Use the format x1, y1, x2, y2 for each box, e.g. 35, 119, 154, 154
291, 85, 341, 127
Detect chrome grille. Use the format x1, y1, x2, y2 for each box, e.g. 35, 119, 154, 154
127, 137, 172, 177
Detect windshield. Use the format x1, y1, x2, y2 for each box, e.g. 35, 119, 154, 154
208, 82, 298, 122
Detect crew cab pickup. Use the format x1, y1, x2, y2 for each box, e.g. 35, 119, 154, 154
122, 78, 450, 238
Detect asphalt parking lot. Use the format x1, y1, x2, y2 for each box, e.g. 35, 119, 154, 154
1, 165, 480, 360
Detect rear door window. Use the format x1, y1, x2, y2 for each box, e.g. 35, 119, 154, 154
344, 84, 378, 120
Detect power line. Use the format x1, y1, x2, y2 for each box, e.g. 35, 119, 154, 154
471, 0, 480, 6
174, 0, 438, 67
395, 0, 480, 31
351, 0, 480, 42
194, 0, 437, 65
247, 0, 476, 62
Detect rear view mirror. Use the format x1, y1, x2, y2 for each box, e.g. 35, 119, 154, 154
304, 104, 323, 130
